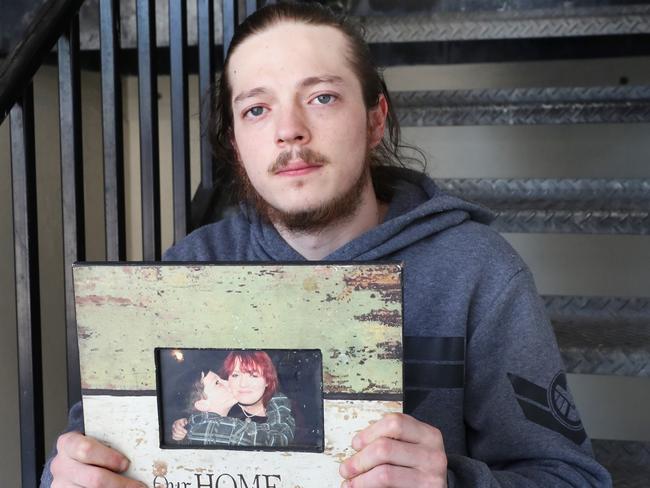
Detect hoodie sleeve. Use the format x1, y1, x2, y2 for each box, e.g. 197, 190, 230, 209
39, 401, 84, 488
446, 268, 611, 487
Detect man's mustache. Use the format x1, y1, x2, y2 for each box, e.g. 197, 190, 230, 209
269, 148, 329, 174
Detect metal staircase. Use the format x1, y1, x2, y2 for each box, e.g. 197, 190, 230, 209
368, 2, 650, 485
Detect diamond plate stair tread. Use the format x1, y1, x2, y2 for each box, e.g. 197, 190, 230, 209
437, 178, 650, 235
609, 470, 650, 488
543, 297, 650, 377
492, 209, 649, 235
435, 179, 650, 211
554, 321, 650, 377
543, 296, 650, 323
393, 87, 650, 126
592, 440, 650, 488
357, 6, 650, 42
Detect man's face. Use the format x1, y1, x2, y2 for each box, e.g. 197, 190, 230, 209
228, 22, 381, 230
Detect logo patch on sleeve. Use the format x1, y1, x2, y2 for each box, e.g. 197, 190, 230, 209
508, 371, 587, 445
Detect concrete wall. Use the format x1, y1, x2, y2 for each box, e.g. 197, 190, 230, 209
1, 55, 649, 486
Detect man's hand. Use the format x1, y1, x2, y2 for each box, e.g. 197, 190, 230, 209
172, 417, 188, 441
50, 431, 146, 487
339, 413, 447, 488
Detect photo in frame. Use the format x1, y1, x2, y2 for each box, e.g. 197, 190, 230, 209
75, 263, 403, 487
155, 347, 324, 452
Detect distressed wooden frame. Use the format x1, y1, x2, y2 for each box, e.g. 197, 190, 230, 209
74, 263, 403, 487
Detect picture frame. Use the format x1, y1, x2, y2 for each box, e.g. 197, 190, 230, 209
75, 263, 403, 487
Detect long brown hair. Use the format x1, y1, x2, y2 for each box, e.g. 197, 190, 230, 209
208, 2, 425, 203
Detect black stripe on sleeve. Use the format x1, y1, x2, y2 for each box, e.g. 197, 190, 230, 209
404, 336, 465, 362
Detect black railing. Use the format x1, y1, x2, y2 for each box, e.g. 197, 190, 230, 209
0, 0, 86, 121
57, 14, 85, 409
99, 0, 126, 261
10, 84, 43, 488
170, 0, 191, 243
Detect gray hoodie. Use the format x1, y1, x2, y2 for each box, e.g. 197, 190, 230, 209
41, 168, 611, 487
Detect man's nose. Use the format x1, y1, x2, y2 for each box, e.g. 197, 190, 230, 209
275, 103, 310, 146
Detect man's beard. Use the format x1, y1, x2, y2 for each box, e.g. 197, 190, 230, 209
235, 147, 371, 234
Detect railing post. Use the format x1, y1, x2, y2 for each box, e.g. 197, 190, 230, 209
100, 0, 126, 261
10, 84, 44, 488
137, 0, 161, 260
58, 13, 85, 409
197, 0, 214, 191
223, 0, 239, 56
169, 0, 190, 243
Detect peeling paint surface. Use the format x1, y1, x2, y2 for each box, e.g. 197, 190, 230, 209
84, 396, 402, 486
75, 264, 403, 393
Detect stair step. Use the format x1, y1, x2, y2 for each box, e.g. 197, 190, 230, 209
543, 296, 650, 377
555, 321, 650, 376
544, 296, 650, 323
495, 209, 647, 235
437, 178, 650, 235
436, 179, 650, 211
393, 86, 650, 126
354, 5, 650, 42
592, 439, 650, 488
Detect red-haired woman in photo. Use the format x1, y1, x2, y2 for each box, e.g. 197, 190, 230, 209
171, 351, 295, 447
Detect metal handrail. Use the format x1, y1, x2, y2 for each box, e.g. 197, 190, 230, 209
0, 0, 85, 122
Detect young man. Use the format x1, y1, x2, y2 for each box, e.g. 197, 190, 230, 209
44, 3, 611, 487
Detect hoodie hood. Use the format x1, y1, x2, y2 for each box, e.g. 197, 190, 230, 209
243, 167, 493, 262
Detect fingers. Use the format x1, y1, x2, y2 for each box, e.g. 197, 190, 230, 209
352, 413, 443, 450
340, 437, 425, 479
51, 433, 145, 488
52, 456, 145, 488
340, 414, 448, 488
341, 464, 445, 488
57, 432, 129, 473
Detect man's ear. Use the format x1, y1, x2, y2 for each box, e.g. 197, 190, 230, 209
368, 94, 388, 149
195, 399, 209, 412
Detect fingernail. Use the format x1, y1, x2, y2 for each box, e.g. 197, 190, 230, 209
339, 462, 348, 478
120, 457, 130, 472
341, 481, 349, 488
351, 435, 362, 451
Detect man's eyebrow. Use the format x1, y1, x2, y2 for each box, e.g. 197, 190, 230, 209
232, 76, 345, 105
233, 87, 270, 105
298, 75, 345, 88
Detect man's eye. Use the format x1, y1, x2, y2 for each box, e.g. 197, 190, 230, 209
313, 94, 335, 105
245, 106, 265, 118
